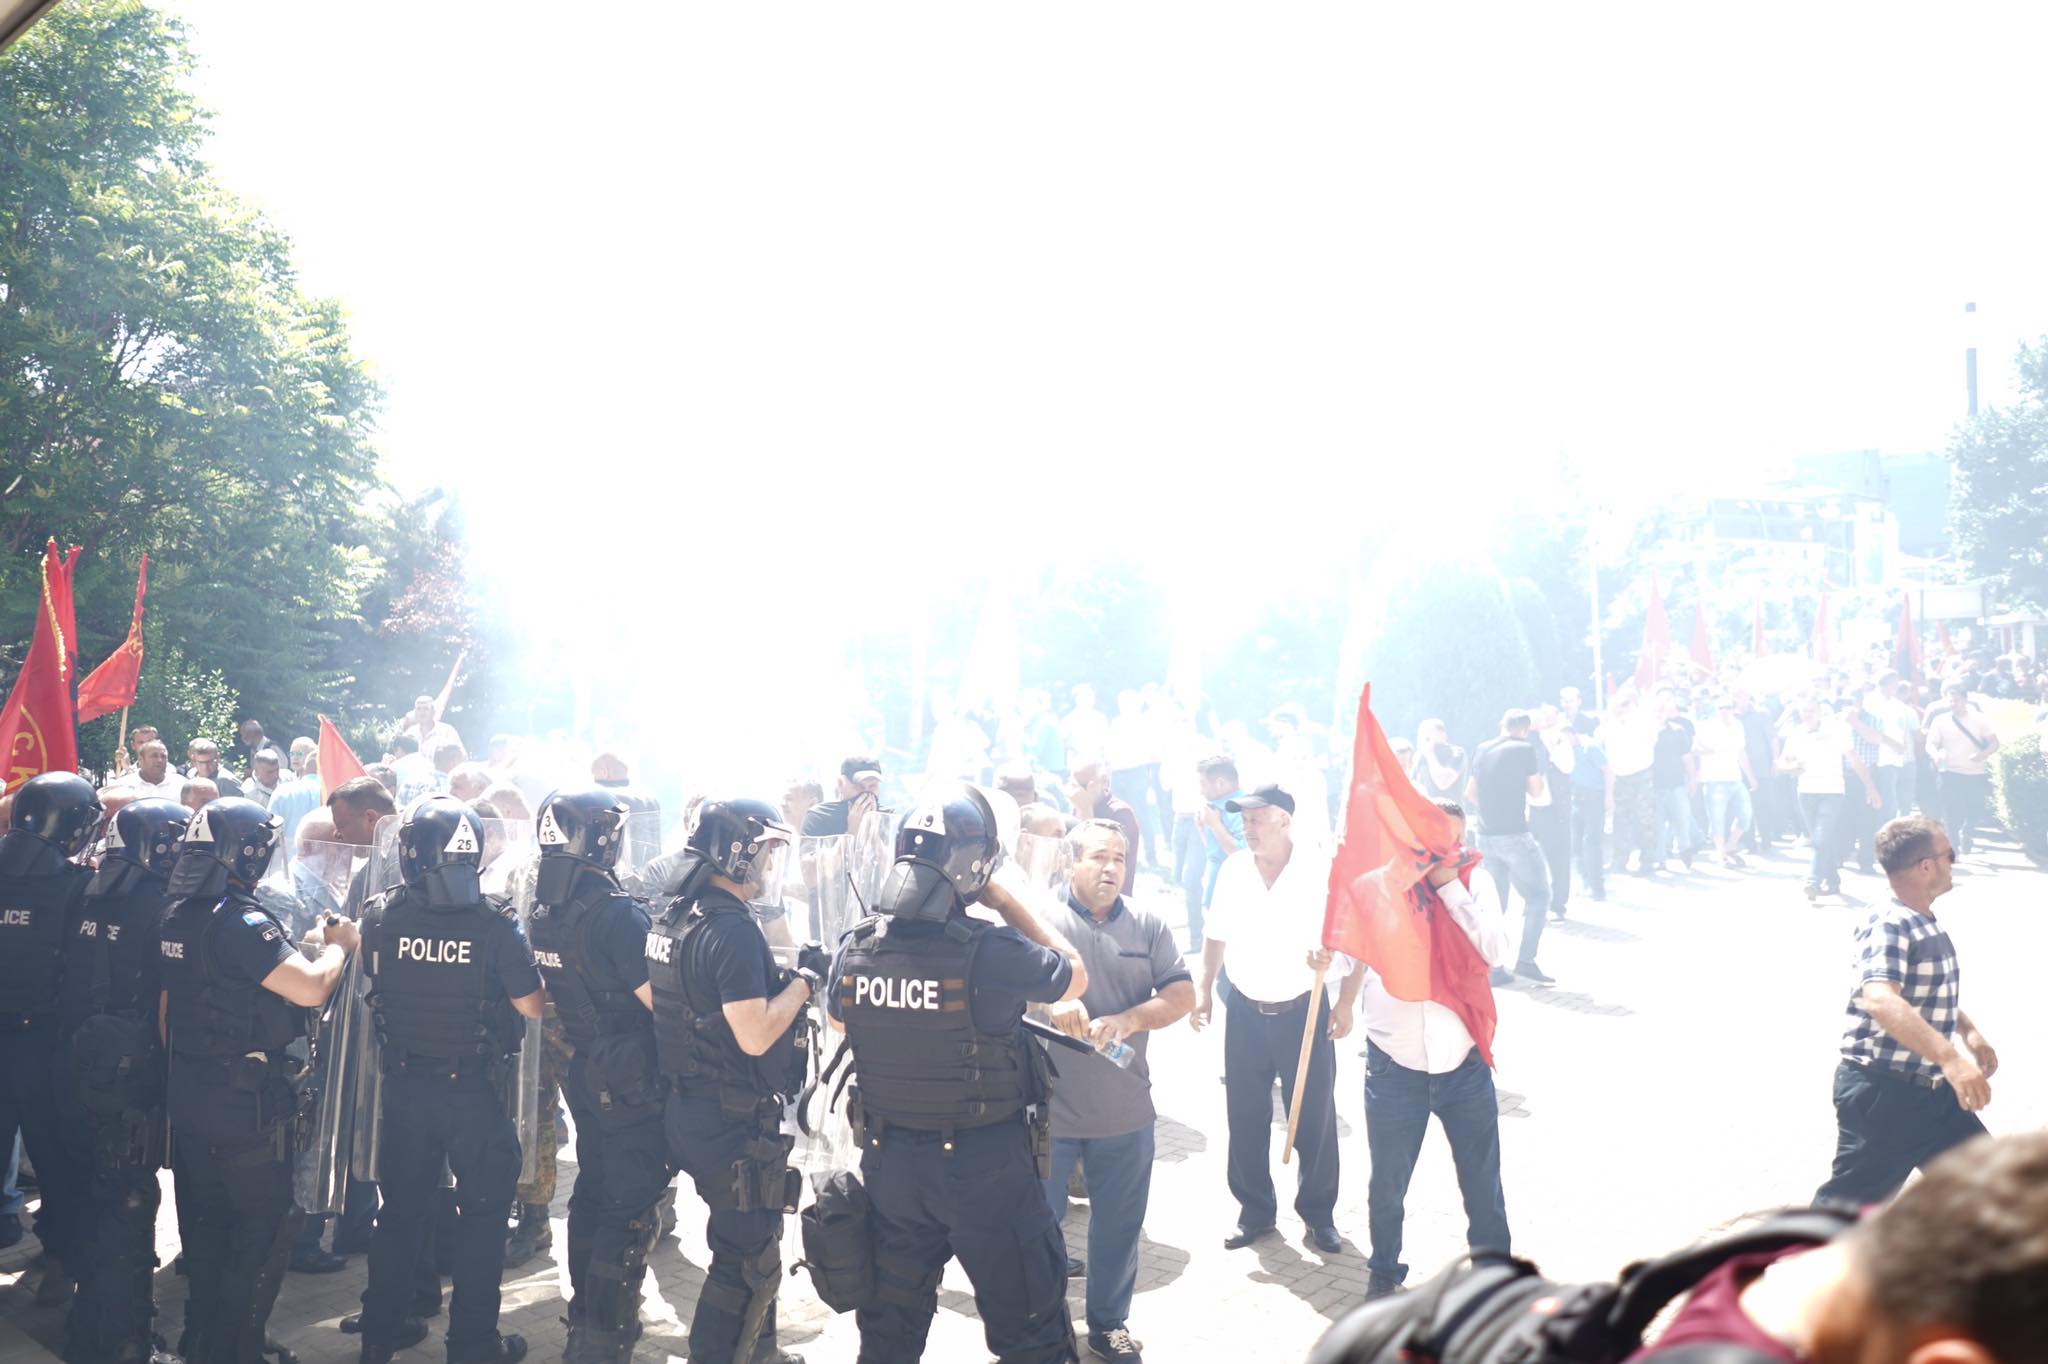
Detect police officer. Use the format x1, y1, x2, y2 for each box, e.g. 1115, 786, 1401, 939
357, 797, 546, 1364
828, 784, 1090, 1364
160, 797, 358, 1364
60, 798, 189, 1364
526, 789, 670, 1364
0, 770, 102, 1308
648, 799, 820, 1364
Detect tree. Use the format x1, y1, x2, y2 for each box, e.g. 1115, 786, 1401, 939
1952, 339, 2048, 612
1, 0, 387, 736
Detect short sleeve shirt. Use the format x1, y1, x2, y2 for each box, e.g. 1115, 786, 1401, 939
1470, 737, 1540, 835
1840, 900, 1959, 1084
592, 894, 653, 992
1048, 896, 1191, 1139
1651, 717, 1696, 789
689, 897, 775, 1007
1783, 720, 1853, 796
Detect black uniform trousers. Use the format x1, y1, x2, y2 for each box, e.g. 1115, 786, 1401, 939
666, 1091, 784, 1364
856, 1119, 1075, 1364
171, 1128, 300, 1364
0, 1024, 85, 1265
561, 1054, 671, 1333
361, 1064, 522, 1357
1223, 987, 1340, 1233
60, 1092, 163, 1364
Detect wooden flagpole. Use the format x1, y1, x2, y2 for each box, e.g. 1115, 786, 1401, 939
1280, 963, 1328, 1164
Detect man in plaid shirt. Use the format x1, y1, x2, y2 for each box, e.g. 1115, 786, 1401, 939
1816, 814, 1998, 1205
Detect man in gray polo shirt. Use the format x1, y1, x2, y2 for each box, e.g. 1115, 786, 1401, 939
1042, 820, 1195, 1364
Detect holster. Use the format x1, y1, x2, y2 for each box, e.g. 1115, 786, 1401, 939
726, 1131, 800, 1215
1029, 1104, 1052, 1180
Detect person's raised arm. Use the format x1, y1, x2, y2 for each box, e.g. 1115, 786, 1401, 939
260, 916, 359, 1009
981, 879, 1087, 1002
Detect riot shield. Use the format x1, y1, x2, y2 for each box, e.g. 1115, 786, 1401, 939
1014, 830, 1073, 902
617, 795, 664, 881
289, 834, 375, 1216
347, 816, 404, 1183
798, 817, 891, 947
492, 834, 545, 1185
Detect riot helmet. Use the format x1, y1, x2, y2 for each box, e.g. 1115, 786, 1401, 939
399, 795, 486, 908
874, 783, 1003, 924
166, 797, 283, 901
87, 798, 191, 898
534, 787, 630, 904
686, 798, 793, 911
0, 771, 103, 875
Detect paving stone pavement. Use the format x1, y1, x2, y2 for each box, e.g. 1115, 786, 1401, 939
4, 837, 2045, 1363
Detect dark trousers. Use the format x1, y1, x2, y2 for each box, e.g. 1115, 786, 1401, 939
1609, 770, 1656, 870
1941, 772, 1992, 853
361, 1066, 521, 1356
64, 1105, 163, 1364
1531, 807, 1571, 916
1477, 832, 1550, 969
1362, 1043, 1509, 1285
1043, 1125, 1154, 1334
855, 1119, 1075, 1364
1172, 816, 1207, 948
0, 1028, 83, 1265
1816, 1061, 1988, 1205
1569, 787, 1605, 894
562, 1060, 671, 1334
1223, 989, 1339, 1231
665, 1093, 786, 1364
1798, 793, 1844, 887
171, 1132, 300, 1364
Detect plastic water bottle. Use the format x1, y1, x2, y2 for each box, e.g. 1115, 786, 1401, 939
1095, 1038, 1135, 1069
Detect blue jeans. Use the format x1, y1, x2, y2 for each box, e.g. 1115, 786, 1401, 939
1043, 1125, 1155, 1334
1362, 1043, 1510, 1285
1703, 782, 1752, 846
1172, 815, 1206, 948
1476, 832, 1550, 969
1654, 784, 1694, 860
1799, 793, 1844, 886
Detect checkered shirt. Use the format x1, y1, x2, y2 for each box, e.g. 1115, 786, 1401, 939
1839, 899, 1959, 1083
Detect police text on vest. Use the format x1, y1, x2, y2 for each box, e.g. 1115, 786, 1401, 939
851, 975, 942, 1010
398, 937, 472, 964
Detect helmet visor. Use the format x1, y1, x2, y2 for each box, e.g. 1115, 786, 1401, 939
738, 836, 792, 914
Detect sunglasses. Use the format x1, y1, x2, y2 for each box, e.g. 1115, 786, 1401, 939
1925, 848, 1959, 866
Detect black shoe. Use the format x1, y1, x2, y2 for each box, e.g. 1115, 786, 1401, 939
1222, 1223, 1277, 1250
0, 1213, 20, 1250
33, 1267, 74, 1309
1087, 1327, 1143, 1363
1066, 1256, 1086, 1278
1489, 967, 1515, 987
358, 1317, 430, 1362
1304, 1225, 1343, 1255
1514, 962, 1555, 985
1365, 1273, 1404, 1301
290, 1247, 348, 1274
448, 1335, 526, 1364
749, 1349, 804, 1364
1822, 880, 1841, 896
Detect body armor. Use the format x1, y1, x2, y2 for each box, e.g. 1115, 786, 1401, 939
66, 880, 172, 1028
0, 861, 88, 1019
647, 889, 796, 1102
835, 916, 1039, 1134
365, 887, 518, 1063
529, 872, 651, 1048
160, 893, 303, 1067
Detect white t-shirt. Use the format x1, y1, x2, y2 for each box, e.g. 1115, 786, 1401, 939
1866, 694, 1915, 769
1693, 715, 1746, 785
1360, 879, 1509, 1073
1781, 720, 1852, 796
1206, 842, 1347, 1004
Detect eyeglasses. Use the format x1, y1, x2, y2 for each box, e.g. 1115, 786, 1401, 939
1924, 848, 1959, 866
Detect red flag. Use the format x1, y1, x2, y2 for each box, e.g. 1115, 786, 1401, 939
318, 715, 369, 802
1895, 594, 1922, 682
1811, 593, 1832, 665
432, 649, 467, 722
1938, 621, 1955, 659
76, 554, 149, 724
1752, 596, 1767, 658
1689, 603, 1716, 674
1321, 685, 1498, 1066
1, 540, 84, 793
1634, 573, 1668, 694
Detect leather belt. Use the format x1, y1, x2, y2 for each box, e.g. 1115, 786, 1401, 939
1239, 989, 1311, 1016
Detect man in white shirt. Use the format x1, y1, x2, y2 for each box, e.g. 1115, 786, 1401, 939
1864, 673, 1916, 820
396, 694, 463, 756
1777, 697, 1883, 900
1191, 785, 1360, 1257
1351, 802, 1512, 1300
1693, 696, 1759, 868
99, 740, 182, 801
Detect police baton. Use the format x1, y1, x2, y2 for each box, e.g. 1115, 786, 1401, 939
1021, 1016, 1093, 1054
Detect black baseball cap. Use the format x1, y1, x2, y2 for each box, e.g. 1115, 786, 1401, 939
1225, 784, 1294, 815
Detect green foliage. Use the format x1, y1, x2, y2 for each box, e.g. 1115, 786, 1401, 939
1952, 340, 2048, 613
1991, 729, 2048, 860
1342, 551, 1539, 750
0, 0, 390, 737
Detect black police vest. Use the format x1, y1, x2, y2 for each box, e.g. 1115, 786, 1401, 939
159, 894, 302, 1064
367, 889, 514, 1062
529, 878, 650, 1049
836, 916, 1038, 1132
647, 891, 793, 1097
66, 881, 172, 1029
0, 863, 90, 1019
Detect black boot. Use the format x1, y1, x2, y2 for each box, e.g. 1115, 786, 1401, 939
502, 1205, 553, 1270
561, 1325, 635, 1364
359, 1317, 430, 1364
